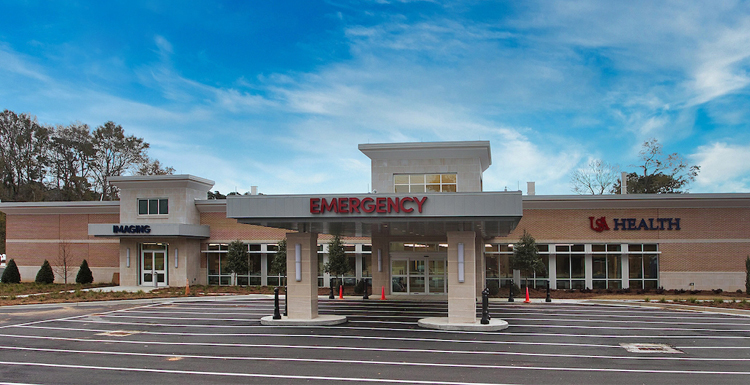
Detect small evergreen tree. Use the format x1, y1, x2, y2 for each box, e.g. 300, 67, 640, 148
224, 240, 249, 285
76, 259, 94, 284
745, 256, 750, 294
1, 259, 21, 283
269, 239, 287, 277
511, 230, 546, 289
35, 260, 55, 284
324, 234, 349, 288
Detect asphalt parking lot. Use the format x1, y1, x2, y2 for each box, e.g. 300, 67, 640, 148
0, 296, 749, 384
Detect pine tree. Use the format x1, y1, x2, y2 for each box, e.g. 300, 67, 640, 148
324, 234, 349, 288
268, 239, 287, 276
511, 230, 546, 288
76, 259, 94, 284
35, 260, 55, 284
1, 259, 21, 283
224, 240, 249, 285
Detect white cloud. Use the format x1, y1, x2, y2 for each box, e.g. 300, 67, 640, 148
691, 142, 750, 192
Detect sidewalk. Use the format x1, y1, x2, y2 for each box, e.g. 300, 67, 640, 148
81, 285, 158, 293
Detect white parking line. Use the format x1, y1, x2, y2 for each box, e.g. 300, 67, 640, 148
3, 346, 750, 375
0, 361, 516, 385
2, 326, 620, 348
25, 320, 750, 339
1, 333, 749, 362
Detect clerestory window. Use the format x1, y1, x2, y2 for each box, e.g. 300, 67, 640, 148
394, 173, 457, 193
138, 198, 168, 215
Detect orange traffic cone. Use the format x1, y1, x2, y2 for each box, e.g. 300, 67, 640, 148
380, 286, 386, 300
185, 278, 190, 296
524, 287, 531, 303
339, 285, 343, 299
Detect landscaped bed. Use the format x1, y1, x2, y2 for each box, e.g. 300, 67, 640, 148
0, 283, 748, 310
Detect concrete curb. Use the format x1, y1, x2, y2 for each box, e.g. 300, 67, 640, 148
584, 299, 750, 317
418, 317, 509, 331
260, 315, 347, 326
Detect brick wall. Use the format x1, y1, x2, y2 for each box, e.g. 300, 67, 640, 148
5, 213, 119, 279
489, 206, 750, 273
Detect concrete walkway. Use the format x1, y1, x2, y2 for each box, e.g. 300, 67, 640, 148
82, 285, 158, 293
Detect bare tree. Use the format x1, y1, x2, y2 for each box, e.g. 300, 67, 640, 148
570, 159, 619, 195
55, 240, 77, 285
89, 121, 148, 200
136, 157, 175, 176
613, 138, 700, 194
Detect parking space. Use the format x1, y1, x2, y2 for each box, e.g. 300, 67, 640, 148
1, 297, 750, 384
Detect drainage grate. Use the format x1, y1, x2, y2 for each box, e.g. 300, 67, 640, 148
96, 330, 142, 337
620, 343, 682, 354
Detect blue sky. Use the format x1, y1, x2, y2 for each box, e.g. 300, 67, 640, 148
2, 0, 750, 195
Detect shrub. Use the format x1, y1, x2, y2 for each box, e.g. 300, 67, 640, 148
76, 259, 94, 284
644, 297, 650, 302
1, 259, 21, 283
486, 280, 499, 296
713, 298, 724, 304
659, 297, 666, 303
687, 297, 698, 303
712, 288, 723, 294
511, 282, 521, 296
35, 260, 55, 284
354, 279, 365, 295
655, 287, 665, 295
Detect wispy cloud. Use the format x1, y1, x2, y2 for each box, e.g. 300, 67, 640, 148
691, 142, 750, 192
1, 1, 749, 194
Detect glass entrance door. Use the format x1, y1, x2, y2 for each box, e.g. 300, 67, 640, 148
391, 255, 446, 294
141, 244, 167, 286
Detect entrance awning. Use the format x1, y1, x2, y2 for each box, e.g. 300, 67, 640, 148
227, 192, 522, 238
88, 223, 210, 238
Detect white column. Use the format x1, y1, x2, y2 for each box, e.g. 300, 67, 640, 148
621, 244, 630, 289
585, 244, 593, 290
260, 251, 268, 286
548, 254, 557, 290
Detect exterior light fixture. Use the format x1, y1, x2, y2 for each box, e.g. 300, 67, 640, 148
175, 248, 178, 268
377, 249, 382, 272
458, 242, 465, 283
126, 248, 130, 268
295, 243, 302, 282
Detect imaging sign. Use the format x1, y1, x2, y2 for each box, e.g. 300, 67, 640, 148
112, 225, 151, 234
589, 216, 681, 232
89, 223, 210, 238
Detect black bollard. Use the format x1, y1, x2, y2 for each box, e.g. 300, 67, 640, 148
545, 281, 552, 303
481, 287, 491, 324
284, 286, 288, 316
363, 279, 369, 300
508, 280, 515, 302
329, 280, 335, 299
273, 287, 282, 320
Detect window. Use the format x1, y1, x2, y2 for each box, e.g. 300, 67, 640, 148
138, 198, 168, 215
394, 173, 457, 193
556, 244, 585, 290
591, 244, 622, 290
206, 243, 264, 286
628, 244, 659, 290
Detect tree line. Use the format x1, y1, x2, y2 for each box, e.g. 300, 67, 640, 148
0, 109, 174, 203
570, 138, 700, 195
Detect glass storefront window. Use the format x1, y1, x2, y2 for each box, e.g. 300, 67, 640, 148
362, 255, 371, 277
